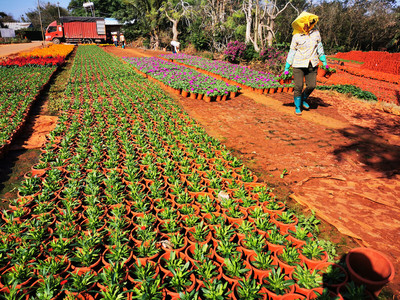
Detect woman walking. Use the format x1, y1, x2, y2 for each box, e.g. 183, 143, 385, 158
284, 11, 328, 115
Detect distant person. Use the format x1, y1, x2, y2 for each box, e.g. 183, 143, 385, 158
112, 35, 118, 47
284, 11, 328, 115
170, 40, 180, 54
120, 33, 125, 49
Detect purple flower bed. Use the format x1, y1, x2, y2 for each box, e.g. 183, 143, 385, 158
159, 54, 281, 90
124, 57, 240, 97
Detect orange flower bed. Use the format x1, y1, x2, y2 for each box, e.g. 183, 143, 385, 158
19, 44, 75, 58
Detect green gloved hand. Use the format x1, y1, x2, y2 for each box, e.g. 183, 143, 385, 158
284, 62, 291, 73
320, 55, 327, 67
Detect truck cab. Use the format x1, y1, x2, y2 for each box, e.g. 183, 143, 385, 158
45, 21, 63, 44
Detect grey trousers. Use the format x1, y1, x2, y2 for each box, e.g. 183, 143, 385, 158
293, 64, 317, 98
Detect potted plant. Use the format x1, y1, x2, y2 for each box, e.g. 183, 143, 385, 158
131, 277, 164, 299
222, 253, 251, 284
186, 242, 213, 264
265, 227, 288, 252
182, 214, 200, 230
247, 251, 276, 280
213, 223, 235, 245
164, 261, 195, 297
234, 277, 264, 300
200, 279, 232, 299
62, 269, 97, 298
240, 233, 267, 256
337, 281, 373, 300
160, 232, 187, 253
263, 267, 295, 296
292, 264, 323, 294
103, 241, 132, 266
315, 262, 348, 290
193, 259, 221, 285
159, 251, 188, 276
275, 246, 302, 275
133, 239, 160, 265
34, 272, 63, 299
308, 288, 341, 299
128, 260, 159, 284
236, 220, 255, 240
215, 239, 241, 264
188, 221, 211, 245
35, 254, 70, 277
299, 240, 328, 269
97, 261, 128, 292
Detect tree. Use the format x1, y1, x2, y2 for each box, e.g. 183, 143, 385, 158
68, 0, 126, 18
22, 2, 69, 29
0, 12, 17, 25
160, 0, 192, 41
312, 0, 399, 52
122, 0, 165, 49
243, 0, 297, 51
199, 0, 239, 52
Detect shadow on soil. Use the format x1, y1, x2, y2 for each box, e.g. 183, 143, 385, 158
333, 125, 400, 178
282, 96, 332, 109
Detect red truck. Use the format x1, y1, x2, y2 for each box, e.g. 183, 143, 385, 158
45, 16, 118, 44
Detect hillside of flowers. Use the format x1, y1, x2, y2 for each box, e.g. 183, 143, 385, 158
0, 44, 354, 299
159, 53, 284, 92
123, 57, 240, 100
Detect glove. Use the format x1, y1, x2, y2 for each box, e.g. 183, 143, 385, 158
282, 62, 291, 77
284, 62, 291, 73
320, 55, 327, 67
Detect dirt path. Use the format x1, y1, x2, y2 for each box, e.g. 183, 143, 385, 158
0, 41, 49, 58
105, 46, 400, 295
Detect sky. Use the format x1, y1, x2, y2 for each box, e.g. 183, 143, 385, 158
0, 0, 71, 21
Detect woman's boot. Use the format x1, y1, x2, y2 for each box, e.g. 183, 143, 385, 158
301, 92, 310, 109
294, 96, 302, 115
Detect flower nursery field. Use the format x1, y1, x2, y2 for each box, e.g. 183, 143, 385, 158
0, 44, 399, 299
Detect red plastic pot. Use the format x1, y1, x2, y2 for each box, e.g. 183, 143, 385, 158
281, 293, 306, 300
345, 247, 395, 297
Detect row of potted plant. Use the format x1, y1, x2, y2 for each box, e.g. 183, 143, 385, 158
0, 44, 75, 152
0, 64, 58, 152
1, 45, 359, 299
159, 53, 289, 93
123, 56, 241, 101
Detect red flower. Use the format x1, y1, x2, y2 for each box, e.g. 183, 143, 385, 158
60, 211, 64, 215
48, 248, 53, 252
140, 226, 146, 230
60, 279, 68, 285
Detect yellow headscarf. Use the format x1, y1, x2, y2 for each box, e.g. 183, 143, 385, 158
291, 11, 319, 35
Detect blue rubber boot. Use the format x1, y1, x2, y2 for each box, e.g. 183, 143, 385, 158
294, 96, 302, 115
302, 92, 310, 109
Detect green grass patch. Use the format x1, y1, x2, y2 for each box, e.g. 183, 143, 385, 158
329, 57, 364, 64
316, 84, 377, 101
